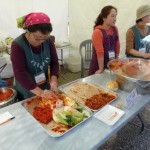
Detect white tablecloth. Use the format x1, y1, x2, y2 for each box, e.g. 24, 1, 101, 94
0, 72, 150, 150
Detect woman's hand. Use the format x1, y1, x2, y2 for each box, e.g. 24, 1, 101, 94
30, 87, 44, 97
142, 53, 150, 59
41, 89, 57, 99
50, 81, 58, 94
95, 69, 103, 74
30, 86, 57, 99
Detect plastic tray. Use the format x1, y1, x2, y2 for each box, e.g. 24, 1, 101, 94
94, 105, 125, 125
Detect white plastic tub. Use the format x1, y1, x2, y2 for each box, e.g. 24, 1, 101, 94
65, 57, 81, 72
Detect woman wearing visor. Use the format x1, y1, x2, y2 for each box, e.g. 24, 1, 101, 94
11, 12, 59, 100
126, 4, 150, 59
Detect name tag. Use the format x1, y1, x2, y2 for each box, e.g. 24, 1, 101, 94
108, 51, 115, 59
34, 72, 46, 85
139, 47, 146, 53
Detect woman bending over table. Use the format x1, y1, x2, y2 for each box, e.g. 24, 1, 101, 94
11, 12, 59, 100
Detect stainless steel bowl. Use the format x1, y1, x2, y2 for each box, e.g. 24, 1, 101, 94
107, 58, 150, 92
0, 87, 17, 107
115, 73, 137, 92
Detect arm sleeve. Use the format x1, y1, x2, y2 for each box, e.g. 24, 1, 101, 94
10, 41, 37, 90
92, 29, 104, 58
115, 27, 120, 55
49, 39, 59, 77
126, 28, 135, 52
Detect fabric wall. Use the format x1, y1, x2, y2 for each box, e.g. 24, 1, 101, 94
1, 0, 150, 58
68, 0, 150, 57
0, 0, 68, 42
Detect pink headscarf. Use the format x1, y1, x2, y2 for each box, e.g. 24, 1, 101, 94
25, 12, 50, 27
17, 12, 50, 28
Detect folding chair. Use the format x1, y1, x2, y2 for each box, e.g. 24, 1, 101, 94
79, 39, 93, 78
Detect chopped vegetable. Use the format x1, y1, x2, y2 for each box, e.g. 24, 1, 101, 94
58, 94, 78, 108
53, 106, 87, 126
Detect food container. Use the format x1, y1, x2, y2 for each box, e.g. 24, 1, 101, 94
22, 94, 93, 138
135, 80, 150, 95
107, 58, 150, 93
0, 87, 17, 108
59, 79, 118, 111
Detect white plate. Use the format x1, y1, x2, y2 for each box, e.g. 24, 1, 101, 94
94, 105, 125, 125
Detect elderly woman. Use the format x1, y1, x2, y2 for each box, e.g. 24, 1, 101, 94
11, 12, 59, 100
126, 4, 150, 59
89, 5, 120, 75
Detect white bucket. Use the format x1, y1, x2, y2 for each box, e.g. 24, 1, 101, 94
65, 56, 81, 72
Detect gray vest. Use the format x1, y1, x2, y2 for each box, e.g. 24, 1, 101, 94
14, 35, 51, 99
126, 25, 150, 58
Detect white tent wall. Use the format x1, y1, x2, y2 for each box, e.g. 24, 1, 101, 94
0, 0, 68, 42
1, 1, 150, 59
68, 0, 150, 57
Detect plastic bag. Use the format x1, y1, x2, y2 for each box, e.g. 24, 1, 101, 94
0, 80, 7, 88
136, 80, 150, 95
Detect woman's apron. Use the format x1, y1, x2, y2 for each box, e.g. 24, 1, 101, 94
125, 25, 150, 58
14, 35, 51, 99
89, 27, 118, 75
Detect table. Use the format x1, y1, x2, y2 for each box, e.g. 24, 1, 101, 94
55, 42, 71, 73
0, 71, 150, 150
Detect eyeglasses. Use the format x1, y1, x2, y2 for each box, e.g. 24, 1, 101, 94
32, 33, 50, 41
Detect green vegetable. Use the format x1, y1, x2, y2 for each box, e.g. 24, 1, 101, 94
5, 37, 14, 45
53, 106, 87, 126
76, 107, 83, 113
0, 41, 6, 50
16, 17, 25, 28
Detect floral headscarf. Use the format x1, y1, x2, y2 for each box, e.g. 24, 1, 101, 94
17, 12, 50, 28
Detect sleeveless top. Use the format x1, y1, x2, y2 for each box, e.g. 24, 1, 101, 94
126, 25, 150, 58
14, 35, 51, 99
89, 26, 118, 75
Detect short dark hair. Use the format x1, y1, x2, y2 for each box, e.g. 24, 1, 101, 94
136, 19, 142, 24
25, 23, 53, 34
94, 5, 117, 28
